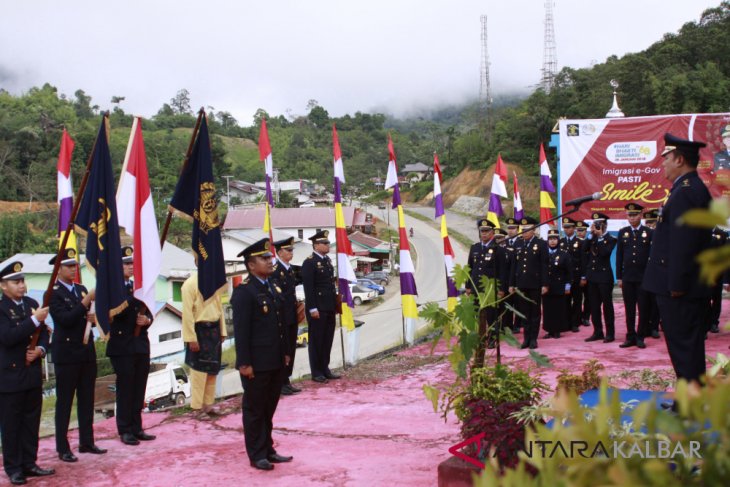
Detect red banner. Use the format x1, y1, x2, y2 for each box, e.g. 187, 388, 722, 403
558, 113, 730, 229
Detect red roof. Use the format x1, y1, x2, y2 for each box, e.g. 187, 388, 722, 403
352, 210, 368, 226
348, 231, 389, 251
224, 206, 356, 229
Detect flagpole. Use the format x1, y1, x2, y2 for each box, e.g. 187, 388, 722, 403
159, 108, 205, 247
28, 112, 109, 356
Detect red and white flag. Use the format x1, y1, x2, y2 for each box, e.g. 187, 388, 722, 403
116, 117, 161, 314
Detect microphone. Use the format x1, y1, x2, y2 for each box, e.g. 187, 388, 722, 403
565, 192, 602, 207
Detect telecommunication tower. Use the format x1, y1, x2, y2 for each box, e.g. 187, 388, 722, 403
541, 1, 558, 92
479, 15, 492, 116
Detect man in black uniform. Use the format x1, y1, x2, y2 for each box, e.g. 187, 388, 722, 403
543, 229, 572, 339
49, 248, 105, 462
271, 237, 302, 395
301, 230, 339, 383
559, 218, 583, 333
712, 124, 730, 172
643, 209, 661, 339
706, 226, 728, 335
643, 133, 713, 393
616, 203, 653, 349
509, 217, 548, 350
575, 221, 591, 327
504, 218, 522, 333
232, 238, 291, 471
584, 213, 617, 343
0, 262, 54, 485
107, 246, 155, 446
466, 219, 508, 360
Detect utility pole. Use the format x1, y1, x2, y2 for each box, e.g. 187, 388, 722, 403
222, 175, 233, 207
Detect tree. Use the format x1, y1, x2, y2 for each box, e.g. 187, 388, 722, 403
170, 89, 192, 115
307, 105, 329, 128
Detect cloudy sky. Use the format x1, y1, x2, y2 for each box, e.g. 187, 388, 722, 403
0, 0, 719, 124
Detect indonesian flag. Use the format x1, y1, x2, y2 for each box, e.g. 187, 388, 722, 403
486, 154, 508, 228
258, 118, 276, 254
513, 171, 524, 221
433, 153, 458, 312
117, 117, 161, 314
56, 129, 81, 283
538, 143, 556, 239
333, 125, 356, 330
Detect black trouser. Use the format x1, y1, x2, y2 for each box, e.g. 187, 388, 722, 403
707, 283, 723, 332
241, 369, 284, 462
581, 282, 591, 322
283, 322, 298, 384
0, 387, 42, 476
655, 295, 706, 383
55, 361, 97, 453
648, 293, 660, 333
622, 281, 651, 340
588, 282, 614, 338
110, 354, 150, 435
543, 294, 566, 336
504, 294, 519, 331
566, 281, 583, 328
517, 288, 542, 344
307, 310, 336, 378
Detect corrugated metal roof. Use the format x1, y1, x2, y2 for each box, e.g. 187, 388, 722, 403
224, 207, 356, 229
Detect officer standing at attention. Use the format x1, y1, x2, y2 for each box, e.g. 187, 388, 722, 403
706, 226, 728, 335
107, 246, 156, 446
584, 213, 617, 343
644, 133, 713, 397
466, 219, 508, 358
232, 238, 292, 471
503, 218, 522, 334
543, 229, 572, 339
271, 237, 302, 395
301, 230, 340, 383
0, 262, 54, 485
616, 203, 653, 349
559, 217, 584, 333
642, 209, 662, 339
49, 248, 105, 462
509, 217, 548, 350
575, 221, 592, 327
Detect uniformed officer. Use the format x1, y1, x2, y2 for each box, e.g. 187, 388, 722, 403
575, 221, 591, 327
271, 237, 302, 395
643, 209, 662, 339
106, 246, 155, 446
466, 219, 508, 359
559, 217, 584, 333
509, 217, 548, 349
543, 229, 572, 339
504, 218, 523, 333
0, 262, 54, 485
301, 230, 339, 383
616, 203, 653, 349
232, 238, 292, 471
584, 212, 617, 343
706, 226, 728, 335
712, 124, 730, 172
49, 248, 104, 462
643, 133, 713, 394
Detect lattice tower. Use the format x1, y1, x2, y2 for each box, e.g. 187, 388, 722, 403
541, 1, 558, 92
479, 15, 492, 113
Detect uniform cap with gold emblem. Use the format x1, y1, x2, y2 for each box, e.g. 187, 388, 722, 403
624, 203, 644, 215
720, 124, 730, 139
562, 217, 577, 227
49, 247, 78, 266
575, 221, 588, 230
661, 133, 706, 166
591, 212, 609, 223
0, 261, 24, 281
547, 229, 560, 238
520, 216, 537, 226
505, 217, 519, 229
643, 209, 659, 222
494, 228, 507, 237
309, 230, 330, 245
274, 236, 295, 252
477, 219, 495, 230
238, 238, 273, 260
121, 245, 134, 263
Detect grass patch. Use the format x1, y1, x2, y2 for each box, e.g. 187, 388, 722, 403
403, 208, 472, 249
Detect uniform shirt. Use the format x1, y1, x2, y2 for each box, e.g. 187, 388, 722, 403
585, 233, 616, 284
467, 238, 508, 293
181, 273, 226, 343
511, 236, 549, 289
301, 252, 337, 314
559, 235, 584, 283
615, 224, 652, 282
0, 295, 50, 393
271, 257, 299, 326
547, 247, 572, 295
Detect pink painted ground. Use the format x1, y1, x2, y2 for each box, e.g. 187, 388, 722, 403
26, 303, 730, 486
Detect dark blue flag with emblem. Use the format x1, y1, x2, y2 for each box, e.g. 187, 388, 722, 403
169, 115, 226, 300
74, 116, 128, 334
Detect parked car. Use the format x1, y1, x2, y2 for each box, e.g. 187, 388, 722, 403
296, 327, 309, 347
357, 278, 385, 295
377, 202, 387, 209
349, 284, 376, 306
362, 271, 390, 286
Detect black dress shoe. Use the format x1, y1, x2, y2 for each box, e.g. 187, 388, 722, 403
8, 473, 26, 485
520, 341, 529, 349
651, 330, 660, 339
603, 336, 615, 343
619, 340, 635, 348
250, 459, 274, 471
636, 338, 646, 349
134, 432, 156, 441
571, 326, 580, 332
584, 334, 604, 342
23, 466, 54, 477
542, 333, 553, 339
268, 453, 293, 463
554, 333, 560, 339
58, 452, 78, 463
312, 375, 328, 383
121, 433, 140, 446
529, 340, 538, 350
710, 324, 720, 333
288, 384, 302, 393
79, 444, 107, 454
324, 371, 341, 380
281, 385, 294, 396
